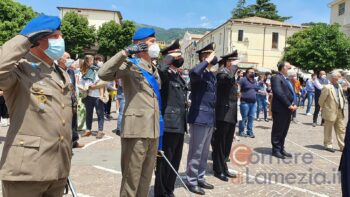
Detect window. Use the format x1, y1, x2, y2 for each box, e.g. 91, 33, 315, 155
272, 32, 279, 49
238, 30, 244, 41
339, 3, 346, 16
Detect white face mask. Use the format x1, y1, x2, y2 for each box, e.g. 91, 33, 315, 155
148, 44, 160, 58
97, 61, 103, 67
65, 59, 74, 68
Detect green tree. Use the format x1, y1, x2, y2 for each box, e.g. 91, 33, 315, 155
60, 11, 96, 57
283, 24, 350, 73
232, 0, 253, 19
231, 0, 291, 22
0, 0, 37, 45
97, 20, 136, 57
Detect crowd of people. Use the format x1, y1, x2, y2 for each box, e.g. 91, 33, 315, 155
0, 14, 349, 197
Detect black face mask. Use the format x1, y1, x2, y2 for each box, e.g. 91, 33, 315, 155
173, 57, 184, 68
210, 56, 218, 65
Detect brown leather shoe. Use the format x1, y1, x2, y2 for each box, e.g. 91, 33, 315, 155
96, 132, 105, 139
82, 131, 92, 137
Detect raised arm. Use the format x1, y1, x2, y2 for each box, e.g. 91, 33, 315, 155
0, 35, 32, 90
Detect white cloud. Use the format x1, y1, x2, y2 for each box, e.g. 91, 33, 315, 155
200, 22, 211, 28
111, 4, 118, 10
199, 16, 211, 28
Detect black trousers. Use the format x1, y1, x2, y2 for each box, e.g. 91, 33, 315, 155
212, 121, 236, 174
271, 110, 292, 153
0, 96, 9, 119
313, 89, 324, 124
155, 132, 184, 197
72, 109, 79, 147
104, 95, 112, 115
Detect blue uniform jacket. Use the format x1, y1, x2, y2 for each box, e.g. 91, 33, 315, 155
187, 61, 216, 127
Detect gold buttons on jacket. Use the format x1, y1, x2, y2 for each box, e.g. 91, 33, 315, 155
19, 141, 24, 146
61, 103, 65, 109
59, 136, 64, 141
62, 119, 66, 126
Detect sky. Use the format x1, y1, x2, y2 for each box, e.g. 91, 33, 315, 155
17, 0, 331, 29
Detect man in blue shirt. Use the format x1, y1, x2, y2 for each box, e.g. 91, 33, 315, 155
238, 68, 258, 138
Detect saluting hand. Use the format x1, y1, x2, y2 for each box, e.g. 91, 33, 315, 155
205, 51, 216, 64
124, 43, 148, 56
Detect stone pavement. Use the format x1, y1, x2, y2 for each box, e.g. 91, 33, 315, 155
0, 104, 345, 197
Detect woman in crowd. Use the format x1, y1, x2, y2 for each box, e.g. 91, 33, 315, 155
256, 74, 269, 122
79, 55, 106, 139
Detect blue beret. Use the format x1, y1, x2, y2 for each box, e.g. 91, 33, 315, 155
20, 15, 61, 37
132, 28, 155, 41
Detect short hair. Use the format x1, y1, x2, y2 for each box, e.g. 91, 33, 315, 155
331, 71, 341, 78
277, 61, 288, 71
94, 54, 104, 62
246, 68, 255, 73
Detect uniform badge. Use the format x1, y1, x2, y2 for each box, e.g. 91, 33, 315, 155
37, 94, 48, 111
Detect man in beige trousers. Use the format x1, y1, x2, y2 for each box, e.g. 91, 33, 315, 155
319, 71, 345, 153
98, 28, 161, 197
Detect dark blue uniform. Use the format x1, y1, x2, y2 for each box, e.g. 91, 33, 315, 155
186, 60, 216, 187
187, 61, 216, 126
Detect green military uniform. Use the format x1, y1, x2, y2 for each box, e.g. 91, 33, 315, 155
98, 51, 160, 197
0, 35, 73, 196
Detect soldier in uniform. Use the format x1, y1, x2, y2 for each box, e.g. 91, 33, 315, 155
98, 28, 162, 197
154, 39, 188, 197
212, 51, 239, 182
185, 42, 218, 195
0, 15, 73, 196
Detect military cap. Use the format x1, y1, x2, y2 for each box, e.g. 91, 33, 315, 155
196, 42, 215, 54
161, 39, 181, 56
20, 15, 61, 37
220, 50, 238, 60
132, 28, 156, 41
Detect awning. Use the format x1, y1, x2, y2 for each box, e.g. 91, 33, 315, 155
256, 67, 272, 73
238, 62, 258, 69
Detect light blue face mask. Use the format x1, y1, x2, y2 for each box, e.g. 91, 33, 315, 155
44, 38, 65, 60
65, 59, 74, 68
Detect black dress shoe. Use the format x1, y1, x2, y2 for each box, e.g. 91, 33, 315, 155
272, 151, 285, 159
281, 150, 292, 158
167, 193, 175, 197
187, 185, 205, 195
224, 170, 237, 178
325, 147, 335, 153
198, 180, 214, 189
214, 172, 228, 182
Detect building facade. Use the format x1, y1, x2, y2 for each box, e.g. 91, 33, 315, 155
330, 0, 350, 36
57, 7, 123, 29
181, 32, 206, 69
184, 17, 304, 70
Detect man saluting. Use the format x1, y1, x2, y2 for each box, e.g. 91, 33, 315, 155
0, 15, 73, 196
98, 28, 162, 197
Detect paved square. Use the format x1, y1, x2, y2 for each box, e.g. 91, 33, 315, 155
0, 105, 344, 197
